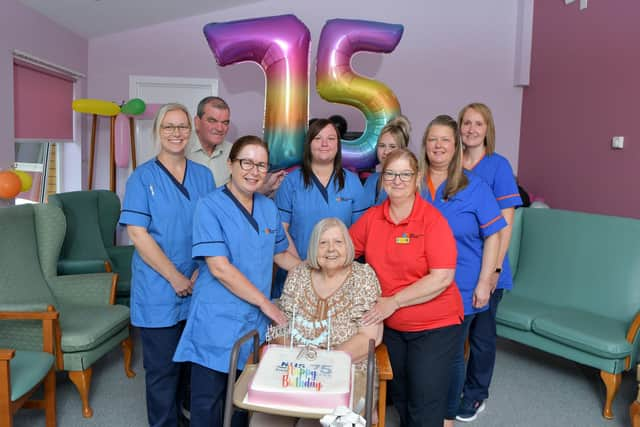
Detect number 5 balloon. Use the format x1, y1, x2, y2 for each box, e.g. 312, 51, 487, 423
316, 19, 404, 171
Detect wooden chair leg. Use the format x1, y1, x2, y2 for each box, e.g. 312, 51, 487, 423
44, 367, 56, 427
375, 379, 387, 427
631, 399, 640, 427
69, 368, 93, 418
599, 370, 621, 419
121, 336, 136, 378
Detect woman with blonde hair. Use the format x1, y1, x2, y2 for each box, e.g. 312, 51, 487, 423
419, 114, 506, 426
362, 115, 411, 206
455, 103, 522, 422
120, 103, 216, 427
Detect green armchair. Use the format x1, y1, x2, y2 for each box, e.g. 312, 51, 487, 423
0, 307, 58, 427
0, 204, 134, 418
48, 190, 134, 306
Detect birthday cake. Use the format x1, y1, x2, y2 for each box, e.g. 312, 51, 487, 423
247, 345, 352, 412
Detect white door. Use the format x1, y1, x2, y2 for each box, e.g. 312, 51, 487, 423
128, 75, 218, 165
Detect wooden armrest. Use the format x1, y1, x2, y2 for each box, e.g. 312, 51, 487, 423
625, 311, 640, 370
0, 306, 59, 361
0, 349, 16, 361
0, 310, 59, 321
376, 344, 393, 381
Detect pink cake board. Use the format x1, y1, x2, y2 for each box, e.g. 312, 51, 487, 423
236, 365, 356, 418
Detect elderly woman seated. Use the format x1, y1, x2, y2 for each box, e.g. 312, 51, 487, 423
251, 217, 383, 426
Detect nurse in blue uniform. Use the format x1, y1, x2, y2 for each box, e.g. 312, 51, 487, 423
362, 115, 412, 207
418, 115, 506, 426
119, 103, 215, 427
455, 103, 523, 422
275, 119, 368, 291
173, 136, 301, 427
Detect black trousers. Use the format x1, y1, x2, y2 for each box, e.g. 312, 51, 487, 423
384, 323, 462, 427
190, 363, 247, 427
139, 321, 189, 427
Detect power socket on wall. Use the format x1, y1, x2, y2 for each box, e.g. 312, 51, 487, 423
612, 136, 624, 150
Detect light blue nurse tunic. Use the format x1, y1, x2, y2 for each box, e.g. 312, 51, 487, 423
468, 153, 522, 290
275, 169, 368, 260
363, 172, 388, 207
421, 172, 506, 314
119, 158, 215, 327
173, 186, 289, 373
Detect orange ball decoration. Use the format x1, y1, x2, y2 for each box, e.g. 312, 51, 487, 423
0, 170, 22, 199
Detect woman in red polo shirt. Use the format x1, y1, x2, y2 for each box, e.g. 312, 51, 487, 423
350, 148, 463, 427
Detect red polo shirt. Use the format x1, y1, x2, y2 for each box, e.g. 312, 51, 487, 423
350, 194, 463, 332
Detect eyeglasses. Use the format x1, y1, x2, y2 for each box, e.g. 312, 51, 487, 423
236, 158, 269, 173
382, 171, 415, 182
160, 125, 191, 134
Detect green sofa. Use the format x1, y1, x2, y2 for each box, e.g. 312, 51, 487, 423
497, 208, 640, 419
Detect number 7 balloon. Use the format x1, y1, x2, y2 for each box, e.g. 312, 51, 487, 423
203, 15, 310, 170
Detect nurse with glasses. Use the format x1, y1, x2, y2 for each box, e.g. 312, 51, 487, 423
174, 135, 301, 427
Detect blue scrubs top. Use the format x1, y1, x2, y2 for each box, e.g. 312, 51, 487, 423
468, 153, 523, 290
363, 172, 388, 207
173, 186, 289, 373
421, 172, 506, 314
275, 169, 368, 259
119, 158, 215, 328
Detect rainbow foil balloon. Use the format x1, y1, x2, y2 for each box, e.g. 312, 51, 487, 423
203, 15, 310, 170
316, 19, 404, 171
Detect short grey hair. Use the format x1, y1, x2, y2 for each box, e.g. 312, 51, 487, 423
306, 218, 355, 269
152, 103, 192, 153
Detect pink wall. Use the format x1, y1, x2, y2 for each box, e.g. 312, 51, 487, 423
88, 0, 526, 193
519, 0, 640, 218
0, 0, 87, 204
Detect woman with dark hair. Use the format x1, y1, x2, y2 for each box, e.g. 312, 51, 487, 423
419, 115, 506, 426
455, 103, 522, 422
274, 118, 368, 297
173, 135, 301, 427
120, 103, 216, 427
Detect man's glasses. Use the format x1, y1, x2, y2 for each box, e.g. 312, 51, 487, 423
382, 171, 415, 182
160, 125, 191, 135
236, 158, 269, 173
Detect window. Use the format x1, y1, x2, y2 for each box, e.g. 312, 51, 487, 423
13, 55, 77, 203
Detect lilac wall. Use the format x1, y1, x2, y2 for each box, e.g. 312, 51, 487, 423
0, 0, 87, 203
88, 0, 525, 192
519, 0, 640, 218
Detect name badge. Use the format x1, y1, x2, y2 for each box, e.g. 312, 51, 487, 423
395, 233, 410, 244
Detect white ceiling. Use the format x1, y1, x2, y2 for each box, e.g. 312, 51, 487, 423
19, 0, 262, 39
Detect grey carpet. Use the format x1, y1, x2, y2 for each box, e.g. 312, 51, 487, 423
14, 332, 636, 427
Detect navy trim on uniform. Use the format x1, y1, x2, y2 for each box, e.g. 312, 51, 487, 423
155, 159, 190, 200
121, 209, 152, 217
223, 186, 259, 233
311, 172, 332, 203
193, 240, 225, 248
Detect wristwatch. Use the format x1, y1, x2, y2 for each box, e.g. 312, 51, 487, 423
494, 267, 502, 274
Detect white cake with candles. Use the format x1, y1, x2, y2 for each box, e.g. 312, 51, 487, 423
247, 344, 352, 411
247, 307, 352, 412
